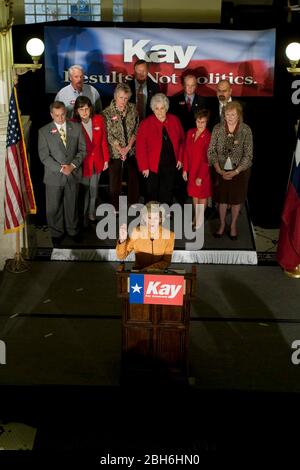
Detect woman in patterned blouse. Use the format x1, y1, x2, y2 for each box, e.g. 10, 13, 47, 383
103, 83, 139, 212
208, 101, 253, 240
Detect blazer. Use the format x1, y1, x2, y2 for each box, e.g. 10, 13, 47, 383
38, 120, 86, 186
183, 127, 211, 179
170, 92, 207, 132
116, 225, 174, 270
129, 77, 160, 117
136, 113, 185, 174
208, 121, 253, 172
103, 101, 139, 159
78, 115, 110, 178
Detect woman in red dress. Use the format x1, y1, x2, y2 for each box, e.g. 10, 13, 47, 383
183, 109, 212, 228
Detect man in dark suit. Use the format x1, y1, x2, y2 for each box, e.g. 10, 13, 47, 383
170, 74, 207, 132
207, 79, 233, 130
38, 101, 86, 246
207, 79, 249, 130
128, 59, 160, 121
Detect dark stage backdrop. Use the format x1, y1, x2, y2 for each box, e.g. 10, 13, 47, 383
12, 20, 300, 228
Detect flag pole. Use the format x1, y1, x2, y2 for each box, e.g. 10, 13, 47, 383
5, 230, 29, 273
284, 266, 300, 278
4, 85, 35, 274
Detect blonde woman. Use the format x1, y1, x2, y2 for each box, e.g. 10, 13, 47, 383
116, 201, 174, 271
208, 101, 253, 240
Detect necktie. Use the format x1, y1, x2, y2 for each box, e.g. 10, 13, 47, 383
187, 96, 192, 112
59, 127, 67, 147
136, 84, 145, 121
220, 105, 225, 121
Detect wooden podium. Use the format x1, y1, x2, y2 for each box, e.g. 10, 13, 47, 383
116, 266, 196, 384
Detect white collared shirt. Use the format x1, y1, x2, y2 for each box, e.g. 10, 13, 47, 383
219, 96, 232, 116
82, 118, 93, 141
54, 122, 67, 133
185, 94, 195, 105
224, 157, 233, 170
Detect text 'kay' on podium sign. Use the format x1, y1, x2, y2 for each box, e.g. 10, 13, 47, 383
129, 273, 184, 306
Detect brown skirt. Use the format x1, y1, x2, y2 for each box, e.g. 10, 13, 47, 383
213, 168, 251, 205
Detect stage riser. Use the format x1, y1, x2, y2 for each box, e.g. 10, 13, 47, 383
51, 249, 258, 265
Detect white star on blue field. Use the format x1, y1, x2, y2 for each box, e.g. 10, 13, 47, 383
131, 283, 142, 294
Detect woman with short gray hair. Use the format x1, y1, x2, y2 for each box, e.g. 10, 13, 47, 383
150, 93, 169, 112
136, 93, 184, 206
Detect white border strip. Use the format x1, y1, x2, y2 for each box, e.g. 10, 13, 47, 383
51, 249, 258, 265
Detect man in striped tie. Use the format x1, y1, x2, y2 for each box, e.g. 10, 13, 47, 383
38, 101, 86, 247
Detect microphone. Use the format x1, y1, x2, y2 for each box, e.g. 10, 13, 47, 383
150, 237, 154, 260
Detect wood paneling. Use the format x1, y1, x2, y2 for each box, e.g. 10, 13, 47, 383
117, 267, 196, 381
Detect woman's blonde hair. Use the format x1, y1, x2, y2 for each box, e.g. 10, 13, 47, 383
224, 101, 243, 122
114, 83, 132, 99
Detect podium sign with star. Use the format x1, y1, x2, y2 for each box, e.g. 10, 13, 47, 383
129, 274, 184, 306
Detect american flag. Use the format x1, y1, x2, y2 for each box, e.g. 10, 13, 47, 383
4, 86, 36, 234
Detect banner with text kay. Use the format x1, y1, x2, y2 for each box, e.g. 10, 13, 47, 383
45, 26, 275, 97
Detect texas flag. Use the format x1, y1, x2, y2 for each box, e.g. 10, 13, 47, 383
129, 274, 184, 306
277, 125, 300, 270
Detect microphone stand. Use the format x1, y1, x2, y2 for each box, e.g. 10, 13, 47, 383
150, 237, 154, 265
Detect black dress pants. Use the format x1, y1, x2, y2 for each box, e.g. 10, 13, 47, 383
146, 168, 175, 206
109, 158, 139, 210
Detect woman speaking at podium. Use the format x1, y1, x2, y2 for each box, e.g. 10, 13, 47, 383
116, 201, 175, 271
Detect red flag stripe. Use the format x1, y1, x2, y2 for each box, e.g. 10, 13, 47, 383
5, 173, 24, 225
4, 182, 22, 229
15, 144, 30, 213
5, 148, 26, 229
4, 86, 36, 234
6, 147, 24, 214
13, 86, 36, 214
19, 145, 35, 209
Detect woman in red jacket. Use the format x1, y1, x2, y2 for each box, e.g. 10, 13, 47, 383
183, 109, 212, 228
73, 96, 109, 225
136, 93, 184, 207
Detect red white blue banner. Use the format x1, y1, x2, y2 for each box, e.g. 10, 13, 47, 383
45, 27, 275, 97
129, 273, 184, 306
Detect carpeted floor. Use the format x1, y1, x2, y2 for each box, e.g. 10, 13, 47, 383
0, 261, 299, 390
0, 260, 300, 455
